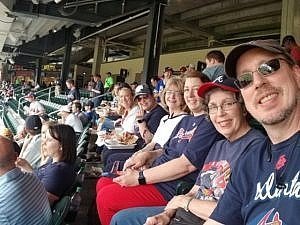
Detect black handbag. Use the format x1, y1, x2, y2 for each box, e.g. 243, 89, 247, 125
169, 207, 205, 225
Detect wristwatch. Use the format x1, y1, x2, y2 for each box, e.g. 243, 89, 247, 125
138, 170, 146, 185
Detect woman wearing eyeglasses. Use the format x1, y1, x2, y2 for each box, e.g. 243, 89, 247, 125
121, 77, 189, 171
110, 75, 266, 225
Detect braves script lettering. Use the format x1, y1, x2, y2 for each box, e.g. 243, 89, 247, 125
255, 171, 300, 200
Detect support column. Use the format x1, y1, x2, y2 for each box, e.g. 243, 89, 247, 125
142, 0, 166, 84
92, 37, 104, 75
35, 58, 42, 86
60, 27, 73, 91
281, 0, 300, 40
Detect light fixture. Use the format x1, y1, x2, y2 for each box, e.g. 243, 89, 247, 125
54, 0, 63, 3
32, 0, 39, 4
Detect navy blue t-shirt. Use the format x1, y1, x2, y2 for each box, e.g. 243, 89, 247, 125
144, 104, 168, 134
35, 161, 76, 197
67, 88, 80, 103
153, 114, 223, 201
211, 131, 300, 225
135, 104, 167, 148
195, 129, 266, 201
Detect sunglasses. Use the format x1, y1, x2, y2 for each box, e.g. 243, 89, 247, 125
137, 94, 150, 102
235, 58, 291, 89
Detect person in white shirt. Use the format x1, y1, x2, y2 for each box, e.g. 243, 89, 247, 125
58, 105, 83, 133
25, 92, 45, 116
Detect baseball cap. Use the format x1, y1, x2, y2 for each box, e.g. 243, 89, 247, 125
25, 115, 42, 131
26, 92, 36, 98
225, 39, 295, 78
134, 84, 153, 100
198, 75, 239, 98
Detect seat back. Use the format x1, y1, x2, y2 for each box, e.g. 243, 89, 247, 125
52, 196, 71, 225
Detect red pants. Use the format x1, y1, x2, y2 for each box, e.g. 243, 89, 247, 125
96, 177, 168, 225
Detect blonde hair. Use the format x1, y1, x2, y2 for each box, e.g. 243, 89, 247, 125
161, 77, 189, 113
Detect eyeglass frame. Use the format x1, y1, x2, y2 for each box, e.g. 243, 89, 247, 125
235, 57, 294, 89
208, 100, 238, 114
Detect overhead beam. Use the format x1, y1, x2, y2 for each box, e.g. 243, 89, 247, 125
198, 1, 282, 28
12, 0, 153, 26
181, 0, 280, 21
165, 15, 215, 38
214, 15, 281, 35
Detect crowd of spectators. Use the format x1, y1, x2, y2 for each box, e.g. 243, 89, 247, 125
0, 35, 299, 225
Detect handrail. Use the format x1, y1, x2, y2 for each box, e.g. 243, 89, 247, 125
35, 86, 55, 102
18, 86, 55, 115
88, 92, 111, 102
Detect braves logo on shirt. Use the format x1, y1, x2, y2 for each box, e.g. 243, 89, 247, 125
173, 127, 197, 143
253, 208, 283, 225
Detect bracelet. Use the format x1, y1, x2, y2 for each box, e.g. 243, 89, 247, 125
184, 197, 193, 212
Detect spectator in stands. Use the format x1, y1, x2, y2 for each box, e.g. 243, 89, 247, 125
134, 84, 167, 145
66, 79, 80, 104
0, 136, 52, 225
282, 35, 300, 65
103, 84, 168, 170
114, 83, 138, 133
87, 75, 96, 97
187, 63, 196, 73
202, 50, 225, 81
179, 66, 187, 76
0, 127, 22, 156
72, 101, 89, 127
25, 92, 45, 116
130, 81, 139, 92
151, 76, 164, 102
111, 77, 189, 171
163, 67, 173, 86
40, 120, 57, 165
58, 105, 83, 133
91, 74, 104, 107
111, 75, 266, 225
104, 72, 114, 92
54, 80, 61, 96
204, 39, 300, 225
84, 100, 98, 128
19, 115, 42, 169
16, 124, 77, 205
96, 71, 222, 225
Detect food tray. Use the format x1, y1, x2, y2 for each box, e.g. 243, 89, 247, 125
104, 139, 136, 150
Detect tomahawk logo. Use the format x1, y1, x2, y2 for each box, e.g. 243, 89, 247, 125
257, 208, 282, 225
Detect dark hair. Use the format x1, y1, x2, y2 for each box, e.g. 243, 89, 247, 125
66, 79, 75, 85
151, 76, 160, 82
48, 124, 76, 164
185, 71, 211, 83
73, 102, 82, 111
206, 50, 225, 63
282, 35, 296, 45
93, 74, 101, 78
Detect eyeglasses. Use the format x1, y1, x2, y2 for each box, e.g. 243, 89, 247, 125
165, 90, 182, 96
235, 58, 291, 89
137, 95, 150, 102
208, 101, 238, 114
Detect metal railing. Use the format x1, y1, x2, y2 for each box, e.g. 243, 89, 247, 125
17, 86, 55, 115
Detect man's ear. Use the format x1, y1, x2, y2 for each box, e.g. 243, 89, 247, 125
293, 65, 300, 89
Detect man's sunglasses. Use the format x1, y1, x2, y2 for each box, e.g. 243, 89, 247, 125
235, 58, 292, 89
